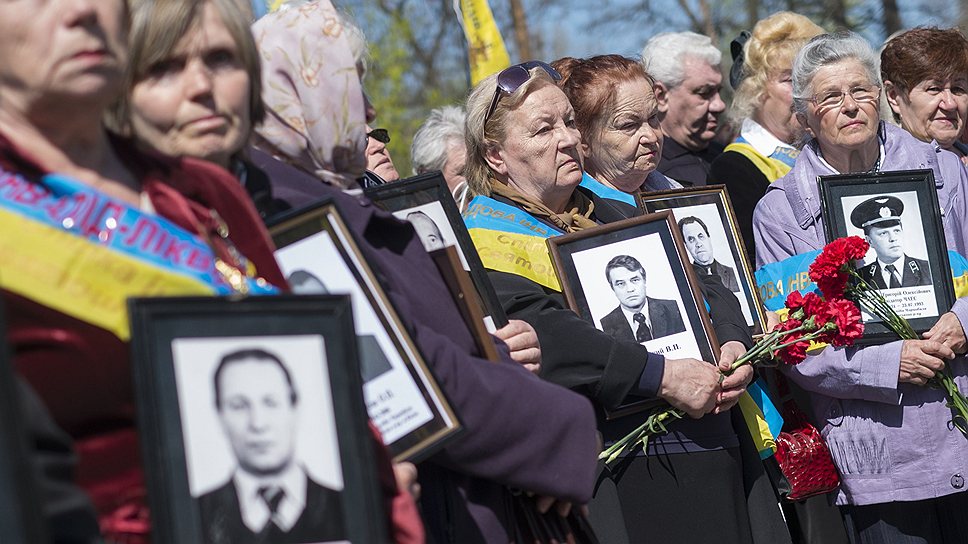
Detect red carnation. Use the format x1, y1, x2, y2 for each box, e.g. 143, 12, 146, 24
810, 237, 869, 299
776, 332, 809, 365
827, 298, 864, 347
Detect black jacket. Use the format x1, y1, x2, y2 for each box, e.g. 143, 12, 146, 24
197, 475, 345, 544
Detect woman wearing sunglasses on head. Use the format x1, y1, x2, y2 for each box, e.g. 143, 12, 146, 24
753, 32, 968, 543
461, 61, 764, 542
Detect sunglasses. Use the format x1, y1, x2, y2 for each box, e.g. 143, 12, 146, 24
367, 128, 391, 144
482, 61, 562, 137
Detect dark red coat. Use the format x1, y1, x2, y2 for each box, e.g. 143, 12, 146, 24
0, 134, 286, 540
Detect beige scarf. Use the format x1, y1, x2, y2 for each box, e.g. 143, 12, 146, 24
489, 180, 598, 233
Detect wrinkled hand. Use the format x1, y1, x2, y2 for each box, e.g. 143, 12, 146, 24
659, 357, 720, 418
715, 341, 753, 414
393, 462, 420, 500
899, 339, 953, 386
494, 319, 541, 374
923, 312, 968, 355
766, 311, 781, 332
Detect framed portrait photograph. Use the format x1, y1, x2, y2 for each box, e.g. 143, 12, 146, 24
129, 295, 385, 544
365, 172, 508, 330
819, 169, 955, 343
548, 211, 720, 419
268, 199, 462, 463
638, 185, 768, 334
0, 300, 48, 544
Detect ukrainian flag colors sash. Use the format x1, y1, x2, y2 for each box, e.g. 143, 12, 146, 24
463, 195, 562, 291
578, 172, 636, 207
741, 379, 784, 458
755, 249, 968, 311
0, 171, 275, 340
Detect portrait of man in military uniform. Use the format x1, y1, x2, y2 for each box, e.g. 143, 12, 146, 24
850, 195, 931, 289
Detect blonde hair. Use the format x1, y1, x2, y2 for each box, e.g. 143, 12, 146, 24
463, 67, 557, 197
730, 12, 824, 123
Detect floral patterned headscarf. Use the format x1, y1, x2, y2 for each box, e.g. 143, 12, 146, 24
252, 1, 367, 188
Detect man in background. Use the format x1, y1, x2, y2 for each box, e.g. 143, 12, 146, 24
642, 32, 727, 186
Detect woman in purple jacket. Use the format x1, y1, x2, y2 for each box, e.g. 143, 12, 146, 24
753, 32, 968, 543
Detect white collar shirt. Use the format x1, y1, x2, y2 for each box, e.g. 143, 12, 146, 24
620, 300, 650, 335
233, 463, 308, 533
740, 118, 796, 158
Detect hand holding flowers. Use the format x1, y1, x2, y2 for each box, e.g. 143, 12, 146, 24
809, 236, 968, 437
599, 287, 863, 468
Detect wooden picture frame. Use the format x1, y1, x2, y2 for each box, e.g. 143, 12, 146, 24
819, 169, 955, 344
638, 184, 769, 334
428, 245, 502, 362
129, 295, 386, 544
547, 211, 720, 419
267, 199, 462, 462
365, 172, 509, 330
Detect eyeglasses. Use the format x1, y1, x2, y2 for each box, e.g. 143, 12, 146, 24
482, 61, 562, 137
798, 85, 880, 109
367, 128, 390, 144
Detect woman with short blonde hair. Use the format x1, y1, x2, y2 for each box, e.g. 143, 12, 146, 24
711, 11, 824, 263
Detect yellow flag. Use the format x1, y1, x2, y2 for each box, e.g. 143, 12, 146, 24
456, 0, 512, 84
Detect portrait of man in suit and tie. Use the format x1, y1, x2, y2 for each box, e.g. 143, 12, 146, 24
850, 195, 932, 289
678, 216, 740, 293
196, 348, 346, 544
599, 255, 686, 343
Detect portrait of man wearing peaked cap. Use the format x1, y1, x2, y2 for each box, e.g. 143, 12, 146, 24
850, 195, 931, 289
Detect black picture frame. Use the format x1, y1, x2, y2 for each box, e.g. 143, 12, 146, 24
638, 185, 768, 334
267, 199, 462, 463
547, 211, 720, 419
365, 172, 509, 329
0, 298, 48, 544
819, 169, 955, 344
129, 295, 385, 544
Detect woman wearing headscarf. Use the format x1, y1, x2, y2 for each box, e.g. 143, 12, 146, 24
248, 4, 600, 542
881, 27, 968, 164
710, 12, 824, 264
0, 0, 286, 541
753, 32, 968, 543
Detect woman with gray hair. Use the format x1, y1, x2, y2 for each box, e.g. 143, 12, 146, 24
410, 105, 469, 208
753, 31, 968, 543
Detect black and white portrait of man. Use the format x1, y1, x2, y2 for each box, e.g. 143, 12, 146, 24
599, 254, 686, 342
849, 195, 932, 289
285, 270, 393, 382
195, 348, 346, 544
678, 215, 740, 292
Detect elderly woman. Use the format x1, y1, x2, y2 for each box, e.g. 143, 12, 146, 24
710, 12, 824, 263
0, 0, 286, 541
753, 32, 968, 543
881, 27, 968, 164
411, 105, 469, 208
545, 53, 789, 543
461, 61, 768, 542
